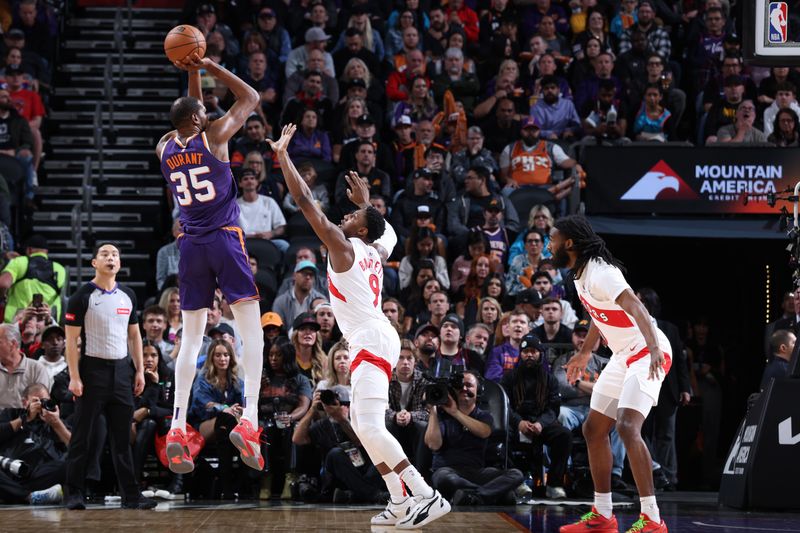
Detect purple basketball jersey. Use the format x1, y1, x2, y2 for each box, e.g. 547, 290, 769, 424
160, 132, 239, 235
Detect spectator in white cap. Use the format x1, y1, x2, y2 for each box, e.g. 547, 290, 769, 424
286, 26, 335, 79
391, 114, 416, 183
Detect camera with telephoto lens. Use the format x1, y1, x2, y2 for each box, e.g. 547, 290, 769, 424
424, 358, 465, 406
320, 388, 350, 407
0, 456, 29, 479
40, 399, 58, 412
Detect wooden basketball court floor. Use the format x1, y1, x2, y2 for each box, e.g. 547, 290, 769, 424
1, 494, 799, 532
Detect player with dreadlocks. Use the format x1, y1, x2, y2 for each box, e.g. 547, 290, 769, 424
552, 215, 670, 533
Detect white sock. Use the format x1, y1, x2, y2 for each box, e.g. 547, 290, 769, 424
382, 472, 406, 502
170, 309, 207, 431
230, 300, 265, 424
640, 495, 660, 523
171, 390, 189, 431
399, 464, 433, 499
594, 491, 613, 519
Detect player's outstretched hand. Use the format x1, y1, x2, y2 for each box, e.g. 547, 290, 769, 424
268, 123, 297, 153
648, 347, 666, 381
563, 350, 591, 384
345, 170, 370, 208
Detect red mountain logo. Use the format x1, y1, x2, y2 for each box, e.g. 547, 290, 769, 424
621, 160, 699, 200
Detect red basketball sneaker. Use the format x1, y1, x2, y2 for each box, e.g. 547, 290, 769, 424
625, 514, 668, 532
165, 428, 194, 474
560, 507, 619, 533
229, 419, 265, 471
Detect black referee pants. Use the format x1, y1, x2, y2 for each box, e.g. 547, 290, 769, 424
65, 356, 139, 502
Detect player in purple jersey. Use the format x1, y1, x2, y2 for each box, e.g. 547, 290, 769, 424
155, 54, 266, 474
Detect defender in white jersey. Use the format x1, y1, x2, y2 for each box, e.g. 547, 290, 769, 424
552, 216, 669, 533
270, 125, 450, 530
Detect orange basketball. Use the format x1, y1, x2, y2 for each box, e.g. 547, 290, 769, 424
164, 25, 206, 63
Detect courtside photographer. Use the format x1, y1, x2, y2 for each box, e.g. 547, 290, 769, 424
0, 383, 69, 504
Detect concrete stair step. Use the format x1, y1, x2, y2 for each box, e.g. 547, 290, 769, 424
48, 123, 164, 139
34, 224, 154, 233
50, 136, 154, 146
63, 40, 165, 51
34, 211, 143, 223
60, 64, 173, 75
47, 238, 138, 250
39, 199, 161, 210
41, 172, 162, 181
50, 109, 168, 121
61, 98, 175, 109
64, 28, 168, 39
44, 160, 150, 170
55, 87, 179, 98
37, 186, 162, 196
82, 6, 181, 17
62, 75, 175, 86
68, 18, 175, 29
49, 146, 155, 157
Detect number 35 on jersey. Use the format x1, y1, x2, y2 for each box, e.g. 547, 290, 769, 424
169, 166, 217, 206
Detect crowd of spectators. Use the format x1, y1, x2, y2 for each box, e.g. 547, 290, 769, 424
0, 0, 798, 508
0, 0, 58, 248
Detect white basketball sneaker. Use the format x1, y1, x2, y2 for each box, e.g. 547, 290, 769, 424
371, 495, 420, 525
395, 489, 451, 529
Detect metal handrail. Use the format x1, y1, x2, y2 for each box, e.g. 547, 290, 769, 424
82, 156, 94, 243
70, 203, 83, 287
126, 0, 134, 44
93, 102, 105, 190
104, 56, 115, 146
114, 10, 126, 95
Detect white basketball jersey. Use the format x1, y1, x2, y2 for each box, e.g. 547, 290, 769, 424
327, 237, 390, 337
573, 259, 660, 355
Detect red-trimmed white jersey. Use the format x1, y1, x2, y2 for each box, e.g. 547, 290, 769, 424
327, 238, 390, 337
573, 259, 662, 355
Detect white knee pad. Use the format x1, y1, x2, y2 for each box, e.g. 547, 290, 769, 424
350, 397, 406, 469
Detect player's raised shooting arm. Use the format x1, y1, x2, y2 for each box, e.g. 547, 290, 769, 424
200, 58, 259, 144
271, 125, 353, 267
187, 68, 202, 101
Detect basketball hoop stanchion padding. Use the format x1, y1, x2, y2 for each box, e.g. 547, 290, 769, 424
719, 346, 800, 509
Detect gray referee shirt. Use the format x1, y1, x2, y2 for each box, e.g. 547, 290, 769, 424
65, 282, 138, 360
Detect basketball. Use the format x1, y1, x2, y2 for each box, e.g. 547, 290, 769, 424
164, 25, 206, 63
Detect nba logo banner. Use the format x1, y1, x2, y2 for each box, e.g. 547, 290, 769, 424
769, 2, 788, 43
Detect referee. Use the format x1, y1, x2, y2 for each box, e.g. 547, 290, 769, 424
63, 243, 156, 510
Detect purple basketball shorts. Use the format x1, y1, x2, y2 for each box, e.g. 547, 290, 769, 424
176, 226, 259, 310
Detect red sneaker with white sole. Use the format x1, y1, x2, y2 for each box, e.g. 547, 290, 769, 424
165, 428, 194, 474
560, 507, 619, 533
229, 419, 265, 471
